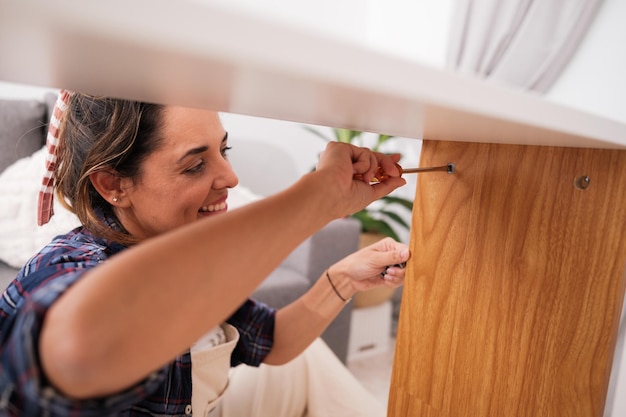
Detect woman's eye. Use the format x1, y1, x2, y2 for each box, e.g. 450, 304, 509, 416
186, 160, 205, 174
221, 146, 232, 159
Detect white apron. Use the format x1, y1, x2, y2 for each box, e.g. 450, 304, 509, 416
189, 324, 239, 416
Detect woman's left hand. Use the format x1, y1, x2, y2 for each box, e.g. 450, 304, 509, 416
331, 237, 410, 294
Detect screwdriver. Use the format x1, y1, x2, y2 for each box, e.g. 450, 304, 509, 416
354, 162, 456, 182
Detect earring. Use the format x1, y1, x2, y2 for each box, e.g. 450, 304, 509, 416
112, 197, 119, 202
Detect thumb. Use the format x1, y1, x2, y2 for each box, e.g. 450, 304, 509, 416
366, 242, 410, 270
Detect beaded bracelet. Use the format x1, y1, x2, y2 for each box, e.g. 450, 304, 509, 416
326, 269, 352, 303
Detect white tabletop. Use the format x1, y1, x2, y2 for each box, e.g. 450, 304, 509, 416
1, 0, 625, 149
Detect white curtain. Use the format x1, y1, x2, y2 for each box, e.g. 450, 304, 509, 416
447, 0, 604, 92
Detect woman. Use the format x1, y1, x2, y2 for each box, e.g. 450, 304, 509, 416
0, 91, 410, 416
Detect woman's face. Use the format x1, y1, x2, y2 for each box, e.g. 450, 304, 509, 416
116, 107, 238, 240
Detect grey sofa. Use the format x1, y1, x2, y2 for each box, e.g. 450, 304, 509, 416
0, 93, 360, 362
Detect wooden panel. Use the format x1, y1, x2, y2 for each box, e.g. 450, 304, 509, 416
389, 141, 626, 416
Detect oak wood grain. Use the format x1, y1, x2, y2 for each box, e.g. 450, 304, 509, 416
388, 141, 626, 417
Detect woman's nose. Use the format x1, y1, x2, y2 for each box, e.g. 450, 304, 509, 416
213, 158, 239, 189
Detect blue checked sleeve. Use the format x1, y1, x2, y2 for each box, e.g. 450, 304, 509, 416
0, 266, 168, 416
227, 299, 276, 367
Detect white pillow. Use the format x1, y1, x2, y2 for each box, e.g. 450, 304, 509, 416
0, 147, 80, 268
0, 147, 265, 269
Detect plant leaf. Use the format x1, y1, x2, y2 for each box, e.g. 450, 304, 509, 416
351, 211, 401, 240
379, 210, 411, 230
368, 220, 400, 241
373, 134, 395, 152
381, 195, 414, 210
335, 128, 363, 144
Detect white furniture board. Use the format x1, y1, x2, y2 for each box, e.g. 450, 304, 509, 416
1, 0, 625, 150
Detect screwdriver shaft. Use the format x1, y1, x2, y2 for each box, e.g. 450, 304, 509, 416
354, 162, 455, 183
402, 163, 456, 174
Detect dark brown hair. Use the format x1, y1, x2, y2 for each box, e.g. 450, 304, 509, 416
55, 94, 165, 245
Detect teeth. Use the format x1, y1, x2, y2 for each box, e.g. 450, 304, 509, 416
200, 202, 226, 212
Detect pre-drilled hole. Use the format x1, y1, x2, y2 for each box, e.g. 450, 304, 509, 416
574, 176, 590, 190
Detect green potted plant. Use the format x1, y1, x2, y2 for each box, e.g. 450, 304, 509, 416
304, 126, 414, 242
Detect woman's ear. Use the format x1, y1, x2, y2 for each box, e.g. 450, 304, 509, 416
89, 170, 130, 207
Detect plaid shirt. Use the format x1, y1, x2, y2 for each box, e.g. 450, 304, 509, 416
0, 226, 275, 416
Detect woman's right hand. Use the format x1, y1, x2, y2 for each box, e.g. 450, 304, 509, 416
313, 141, 407, 218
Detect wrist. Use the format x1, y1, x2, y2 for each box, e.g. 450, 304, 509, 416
325, 268, 356, 304
301, 169, 356, 220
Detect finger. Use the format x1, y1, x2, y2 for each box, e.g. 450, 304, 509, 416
367, 151, 381, 182
377, 153, 402, 177
369, 176, 407, 198
367, 248, 410, 275
351, 152, 376, 183
380, 262, 406, 277
381, 265, 406, 279
381, 273, 404, 286
367, 236, 403, 251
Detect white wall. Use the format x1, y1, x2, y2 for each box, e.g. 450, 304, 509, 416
545, 0, 626, 124
365, 0, 454, 68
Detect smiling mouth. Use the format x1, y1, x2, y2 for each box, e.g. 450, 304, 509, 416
199, 202, 227, 213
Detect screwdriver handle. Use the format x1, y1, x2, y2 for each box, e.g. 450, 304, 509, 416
353, 164, 402, 183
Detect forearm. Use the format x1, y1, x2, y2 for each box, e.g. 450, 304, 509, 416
264, 268, 355, 365
265, 236, 410, 364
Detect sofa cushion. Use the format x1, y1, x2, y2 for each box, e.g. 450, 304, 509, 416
0, 147, 80, 268
0, 261, 15, 290
252, 267, 311, 309
0, 99, 48, 173
43, 92, 58, 123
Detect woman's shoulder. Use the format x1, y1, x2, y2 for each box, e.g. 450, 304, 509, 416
0, 227, 116, 335
13, 227, 124, 292
30, 226, 118, 265
0, 228, 126, 320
